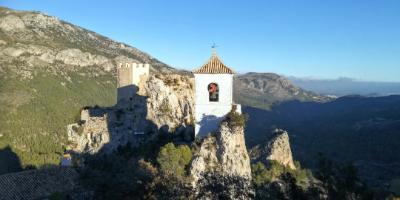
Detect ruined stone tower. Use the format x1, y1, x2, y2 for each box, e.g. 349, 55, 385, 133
117, 62, 150, 103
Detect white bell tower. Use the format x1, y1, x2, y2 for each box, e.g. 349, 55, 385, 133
193, 49, 241, 137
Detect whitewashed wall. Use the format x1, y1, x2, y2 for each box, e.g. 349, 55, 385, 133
194, 74, 234, 137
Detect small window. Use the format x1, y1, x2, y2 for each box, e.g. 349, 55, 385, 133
208, 83, 219, 102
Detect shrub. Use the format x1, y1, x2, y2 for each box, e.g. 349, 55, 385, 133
71, 125, 84, 135
173, 78, 179, 85
252, 160, 309, 186
157, 143, 192, 177
159, 99, 171, 114
224, 111, 248, 127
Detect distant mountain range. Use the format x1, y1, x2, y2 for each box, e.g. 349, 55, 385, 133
234, 73, 331, 110
289, 77, 400, 97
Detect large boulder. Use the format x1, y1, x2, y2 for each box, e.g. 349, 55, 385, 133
250, 129, 296, 169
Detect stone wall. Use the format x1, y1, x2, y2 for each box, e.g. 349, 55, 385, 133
117, 62, 149, 102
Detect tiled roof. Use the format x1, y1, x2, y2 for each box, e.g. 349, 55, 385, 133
193, 53, 234, 74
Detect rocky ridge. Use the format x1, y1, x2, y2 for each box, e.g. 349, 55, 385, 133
0, 6, 177, 80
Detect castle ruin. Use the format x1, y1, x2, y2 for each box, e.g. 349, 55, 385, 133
117, 62, 150, 103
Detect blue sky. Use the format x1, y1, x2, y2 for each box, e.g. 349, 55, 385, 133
2, 0, 400, 82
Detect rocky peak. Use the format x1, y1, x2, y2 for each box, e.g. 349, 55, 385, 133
190, 121, 253, 199
0, 6, 176, 77
250, 129, 296, 169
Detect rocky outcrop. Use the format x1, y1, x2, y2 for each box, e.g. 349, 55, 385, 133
0, 14, 26, 32
190, 121, 253, 199
143, 74, 194, 130
67, 74, 194, 154
55, 48, 109, 67
250, 129, 296, 169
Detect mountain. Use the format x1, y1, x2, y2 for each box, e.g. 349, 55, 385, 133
0, 6, 332, 169
0, 6, 180, 169
234, 73, 332, 110
0, 6, 393, 199
290, 76, 400, 97
243, 95, 400, 188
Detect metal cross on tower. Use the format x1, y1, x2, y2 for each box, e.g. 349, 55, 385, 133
211, 43, 218, 55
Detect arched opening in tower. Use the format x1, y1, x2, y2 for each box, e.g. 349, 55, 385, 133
208, 83, 219, 102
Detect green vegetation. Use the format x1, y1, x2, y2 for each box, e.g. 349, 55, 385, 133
224, 111, 248, 127
0, 68, 116, 171
252, 160, 315, 200
234, 92, 275, 110
157, 143, 192, 177
81, 135, 194, 199
252, 160, 309, 187
252, 156, 375, 200
314, 155, 374, 199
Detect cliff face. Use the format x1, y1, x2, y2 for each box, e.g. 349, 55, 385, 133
190, 121, 253, 199
67, 74, 194, 154
250, 129, 296, 169
143, 74, 194, 130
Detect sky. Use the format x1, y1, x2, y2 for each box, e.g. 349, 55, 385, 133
2, 0, 400, 82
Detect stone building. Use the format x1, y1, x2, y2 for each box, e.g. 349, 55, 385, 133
117, 62, 150, 104
193, 50, 241, 137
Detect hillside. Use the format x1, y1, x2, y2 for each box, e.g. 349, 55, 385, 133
234, 72, 331, 110
243, 95, 400, 188
0, 6, 177, 170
